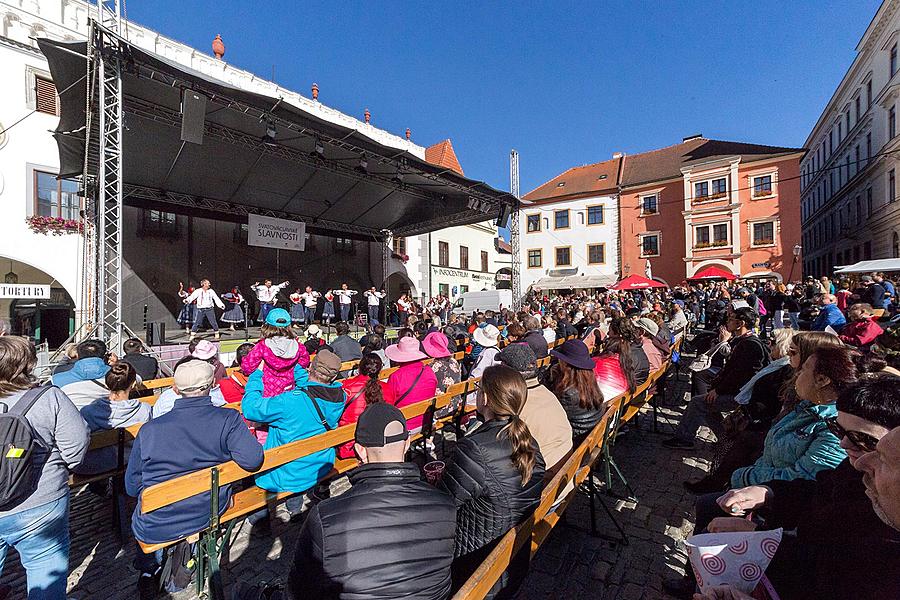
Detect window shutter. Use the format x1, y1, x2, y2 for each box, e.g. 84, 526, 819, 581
35, 77, 59, 115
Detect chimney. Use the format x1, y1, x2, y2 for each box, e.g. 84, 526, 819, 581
311, 83, 319, 101
682, 133, 703, 142
212, 34, 225, 60
612, 152, 623, 159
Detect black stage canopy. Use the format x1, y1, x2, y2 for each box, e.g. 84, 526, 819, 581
38, 34, 513, 240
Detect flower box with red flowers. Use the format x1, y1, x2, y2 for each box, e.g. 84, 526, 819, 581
391, 251, 410, 264
26, 216, 84, 236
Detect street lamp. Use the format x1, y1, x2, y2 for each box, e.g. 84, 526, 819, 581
788, 244, 802, 282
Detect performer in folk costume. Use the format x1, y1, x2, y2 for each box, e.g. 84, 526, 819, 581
176, 282, 196, 335
333, 283, 358, 322
221, 286, 245, 331
289, 288, 306, 326
322, 289, 336, 325
251, 279, 290, 324
396, 293, 412, 326
185, 278, 226, 340
364, 287, 386, 326
299, 286, 321, 325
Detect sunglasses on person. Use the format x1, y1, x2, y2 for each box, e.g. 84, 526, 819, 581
825, 416, 880, 453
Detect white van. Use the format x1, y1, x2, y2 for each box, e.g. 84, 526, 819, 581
451, 290, 513, 315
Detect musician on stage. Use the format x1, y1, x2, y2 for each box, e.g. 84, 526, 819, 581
396, 293, 412, 326
251, 279, 289, 324
333, 283, 358, 323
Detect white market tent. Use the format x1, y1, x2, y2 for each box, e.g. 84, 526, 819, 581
531, 274, 618, 290
834, 259, 900, 274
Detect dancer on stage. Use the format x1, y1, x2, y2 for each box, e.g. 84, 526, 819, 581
176, 282, 196, 335
289, 288, 306, 327
185, 279, 226, 340
251, 279, 290, 324
333, 283, 358, 322
364, 287, 386, 326
322, 289, 336, 326
300, 286, 321, 325
221, 286, 245, 331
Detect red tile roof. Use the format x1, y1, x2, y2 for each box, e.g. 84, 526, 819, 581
425, 139, 464, 176
522, 157, 621, 203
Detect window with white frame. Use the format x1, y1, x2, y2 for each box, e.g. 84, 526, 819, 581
641, 194, 658, 215
526, 214, 540, 233
693, 177, 727, 201
34, 170, 80, 219
640, 234, 660, 257
752, 174, 773, 197
892, 43, 898, 77
751, 221, 775, 246
695, 223, 728, 248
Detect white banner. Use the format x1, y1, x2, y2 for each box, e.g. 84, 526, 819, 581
0, 284, 51, 299
247, 214, 306, 251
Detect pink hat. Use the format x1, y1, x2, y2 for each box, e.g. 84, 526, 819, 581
191, 340, 218, 360
422, 331, 452, 359
384, 336, 427, 363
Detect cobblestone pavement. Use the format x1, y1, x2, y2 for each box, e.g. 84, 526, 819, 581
0, 367, 710, 599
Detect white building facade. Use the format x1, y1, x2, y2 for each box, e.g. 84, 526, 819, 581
801, 0, 900, 277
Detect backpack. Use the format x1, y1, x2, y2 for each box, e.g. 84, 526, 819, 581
0, 386, 53, 511
160, 540, 195, 593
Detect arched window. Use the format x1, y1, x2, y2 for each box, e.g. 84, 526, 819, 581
893, 232, 900, 259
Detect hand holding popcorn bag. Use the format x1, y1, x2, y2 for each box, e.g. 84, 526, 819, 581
685, 529, 783, 595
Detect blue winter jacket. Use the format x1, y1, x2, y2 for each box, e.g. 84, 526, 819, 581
51, 357, 109, 388
811, 304, 847, 332
242, 366, 346, 494
731, 400, 846, 488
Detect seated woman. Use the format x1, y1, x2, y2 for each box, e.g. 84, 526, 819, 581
384, 336, 438, 432
440, 365, 545, 599
361, 333, 388, 366
546, 339, 605, 441
839, 302, 884, 349
504, 322, 526, 344
592, 332, 638, 402
423, 331, 462, 416
337, 353, 394, 459
76, 361, 151, 475
607, 317, 650, 385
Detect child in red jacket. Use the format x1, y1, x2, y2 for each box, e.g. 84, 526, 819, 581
839, 303, 884, 349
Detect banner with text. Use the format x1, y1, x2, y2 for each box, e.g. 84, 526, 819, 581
247, 214, 306, 252
0, 284, 51, 299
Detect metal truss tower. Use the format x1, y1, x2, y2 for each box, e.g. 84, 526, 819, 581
509, 150, 522, 309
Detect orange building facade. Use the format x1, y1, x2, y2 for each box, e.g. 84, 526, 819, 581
617, 137, 805, 286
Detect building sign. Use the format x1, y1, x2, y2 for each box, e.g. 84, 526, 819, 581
751, 262, 771, 269
247, 214, 306, 251
0, 284, 50, 299
432, 266, 495, 283
496, 273, 511, 281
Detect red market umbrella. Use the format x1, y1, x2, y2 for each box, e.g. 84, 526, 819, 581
690, 266, 737, 281
610, 274, 668, 290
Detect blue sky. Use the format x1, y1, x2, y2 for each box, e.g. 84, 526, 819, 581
128, 0, 882, 195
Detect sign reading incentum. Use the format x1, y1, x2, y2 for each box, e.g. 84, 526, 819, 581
0, 284, 50, 299
248, 214, 306, 251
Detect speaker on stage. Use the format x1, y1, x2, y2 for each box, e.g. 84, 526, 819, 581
146, 322, 166, 346
496, 203, 512, 228
181, 90, 207, 145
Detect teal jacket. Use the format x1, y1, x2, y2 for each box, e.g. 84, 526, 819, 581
731, 400, 846, 488
242, 366, 346, 493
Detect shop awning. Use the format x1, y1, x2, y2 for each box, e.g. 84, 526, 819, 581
38, 35, 514, 240
609, 274, 668, 290
834, 259, 900, 274
531, 274, 618, 290
690, 266, 737, 281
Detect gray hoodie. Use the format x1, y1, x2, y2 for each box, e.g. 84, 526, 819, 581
76, 397, 151, 475
0, 386, 90, 517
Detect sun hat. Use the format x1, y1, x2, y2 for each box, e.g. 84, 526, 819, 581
191, 339, 218, 360
472, 324, 501, 348
496, 343, 537, 374
636, 317, 660, 337
307, 324, 322, 336
550, 339, 595, 371
265, 307, 292, 327
422, 331, 452, 359
384, 336, 428, 363
174, 360, 216, 393
310, 348, 341, 381
355, 403, 409, 447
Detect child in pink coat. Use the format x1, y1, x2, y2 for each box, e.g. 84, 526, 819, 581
241, 308, 310, 397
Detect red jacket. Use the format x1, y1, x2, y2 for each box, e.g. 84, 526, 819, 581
218, 371, 268, 444
839, 318, 884, 348
337, 375, 396, 459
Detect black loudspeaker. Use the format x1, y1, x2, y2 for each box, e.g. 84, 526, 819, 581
496, 203, 512, 228
146, 322, 166, 346
181, 90, 207, 145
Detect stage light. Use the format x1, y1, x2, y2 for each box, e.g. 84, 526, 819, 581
356, 154, 368, 173
311, 138, 325, 158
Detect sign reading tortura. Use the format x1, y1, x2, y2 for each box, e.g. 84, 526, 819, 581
431, 266, 495, 282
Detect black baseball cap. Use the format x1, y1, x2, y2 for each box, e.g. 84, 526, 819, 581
355, 403, 409, 447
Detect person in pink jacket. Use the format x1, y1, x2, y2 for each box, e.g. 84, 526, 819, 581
839, 303, 884, 349
384, 336, 437, 432
241, 308, 311, 397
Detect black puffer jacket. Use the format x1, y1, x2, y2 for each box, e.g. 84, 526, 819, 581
523, 329, 549, 359
288, 462, 456, 600
555, 387, 604, 439
440, 418, 545, 556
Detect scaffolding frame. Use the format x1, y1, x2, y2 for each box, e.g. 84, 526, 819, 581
509, 150, 522, 309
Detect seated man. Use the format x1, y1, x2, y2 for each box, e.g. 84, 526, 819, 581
125, 361, 263, 585
288, 403, 456, 599
53, 339, 114, 408
664, 307, 768, 449
243, 349, 346, 521
522, 316, 549, 359
120, 337, 159, 381
329, 321, 362, 364
811, 293, 847, 332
